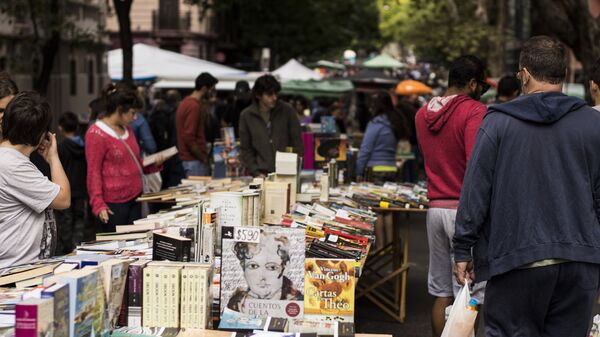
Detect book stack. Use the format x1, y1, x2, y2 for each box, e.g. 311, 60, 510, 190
141, 262, 212, 329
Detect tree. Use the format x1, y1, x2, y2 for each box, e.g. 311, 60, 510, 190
211, 0, 380, 67
379, 0, 506, 71
113, 0, 133, 84
531, 0, 600, 87
0, 0, 103, 96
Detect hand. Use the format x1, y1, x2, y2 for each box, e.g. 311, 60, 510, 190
153, 154, 166, 166
98, 208, 114, 224
454, 261, 475, 285
39, 132, 58, 164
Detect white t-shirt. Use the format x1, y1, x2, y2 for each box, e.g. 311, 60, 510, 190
0, 148, 60, 268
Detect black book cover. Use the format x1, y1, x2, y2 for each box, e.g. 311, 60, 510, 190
152, 232, 192, 262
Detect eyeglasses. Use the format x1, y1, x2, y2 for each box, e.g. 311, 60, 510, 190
477, 79, 490, 95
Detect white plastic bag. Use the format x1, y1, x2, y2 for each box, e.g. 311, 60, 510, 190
441, 283, 478, 337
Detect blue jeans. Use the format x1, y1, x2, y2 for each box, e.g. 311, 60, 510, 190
182, 160, 210, 177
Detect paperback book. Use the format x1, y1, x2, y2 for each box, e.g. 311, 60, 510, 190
304, 259, 357, 322
219, 226, 305, 328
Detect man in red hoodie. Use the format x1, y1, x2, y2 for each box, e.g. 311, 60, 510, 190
415, 55, 489, 337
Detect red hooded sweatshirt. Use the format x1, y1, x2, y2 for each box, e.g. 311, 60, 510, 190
415, 95, 486, 206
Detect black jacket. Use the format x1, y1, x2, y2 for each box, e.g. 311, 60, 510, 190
239, 101, 304, 175
453, 92, 600, 281
58, 137, 87, 198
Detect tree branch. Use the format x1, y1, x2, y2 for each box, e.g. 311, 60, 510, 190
26, 0, 40, 43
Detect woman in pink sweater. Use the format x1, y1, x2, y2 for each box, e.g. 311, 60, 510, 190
85, 88, 162, 232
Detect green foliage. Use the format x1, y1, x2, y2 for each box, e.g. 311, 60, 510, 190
211, 0, 380, 63
379, 0, 503, 64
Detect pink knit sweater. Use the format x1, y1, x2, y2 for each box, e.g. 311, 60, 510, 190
85, 122, 159, 216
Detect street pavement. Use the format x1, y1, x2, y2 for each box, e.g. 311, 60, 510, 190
354, 211, 600, 337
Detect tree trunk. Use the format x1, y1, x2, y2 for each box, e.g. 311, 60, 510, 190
531, 0, 600, 102
114, 0, 133, 84
33, 0, 60, 96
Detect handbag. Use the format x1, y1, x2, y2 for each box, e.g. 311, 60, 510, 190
119, 138, 162, 194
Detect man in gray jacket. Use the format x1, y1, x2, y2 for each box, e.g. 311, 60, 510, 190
239, 75, 304, 176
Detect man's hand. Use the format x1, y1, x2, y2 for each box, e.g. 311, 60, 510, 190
454, 261, 475, 285
98, 208, 114, 224
39, 132, 58, 164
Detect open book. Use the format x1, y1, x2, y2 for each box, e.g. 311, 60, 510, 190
143, 146, 178, 166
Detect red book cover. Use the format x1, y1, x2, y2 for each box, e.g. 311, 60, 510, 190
15, 303, 38, 337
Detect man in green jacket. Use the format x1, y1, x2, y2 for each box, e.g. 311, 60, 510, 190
239, 75, 304, 176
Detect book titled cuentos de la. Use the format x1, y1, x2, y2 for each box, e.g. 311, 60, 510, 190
219, 226, 305, 329
304, 258, 357, 322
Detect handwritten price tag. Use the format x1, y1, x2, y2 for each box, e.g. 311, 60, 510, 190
233, 227, 261, 243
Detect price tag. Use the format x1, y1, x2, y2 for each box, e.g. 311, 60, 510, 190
233, 226, 261, 243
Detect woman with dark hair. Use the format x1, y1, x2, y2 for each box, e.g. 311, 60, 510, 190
356, 90, 409, 183
85, 87, 164, 232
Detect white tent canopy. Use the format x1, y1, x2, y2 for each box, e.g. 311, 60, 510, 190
272, 58, 322, 82
108, 43, 247, 90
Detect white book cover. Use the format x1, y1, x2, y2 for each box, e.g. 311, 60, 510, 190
220, 226, 305, 322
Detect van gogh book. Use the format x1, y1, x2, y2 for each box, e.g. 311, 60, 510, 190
304, 259, 357, 322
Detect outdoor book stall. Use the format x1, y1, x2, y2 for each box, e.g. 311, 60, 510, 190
0, 151, 427, 337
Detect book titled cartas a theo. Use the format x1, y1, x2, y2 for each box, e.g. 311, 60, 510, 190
304, 259, 357, 322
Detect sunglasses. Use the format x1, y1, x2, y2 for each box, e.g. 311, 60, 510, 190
476, 79, 490, 94
0, 108, 4, 114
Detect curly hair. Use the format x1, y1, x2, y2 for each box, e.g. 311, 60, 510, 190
233, 230, 291, 270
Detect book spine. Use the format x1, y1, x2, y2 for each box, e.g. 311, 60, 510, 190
252, 195, 260, 226
15, 304, 38, 337
180, 269, 188, 328
247, 196, 254, 226
242, 195, 249, 225
141, 268, 152, 327
169, 268, 181, 328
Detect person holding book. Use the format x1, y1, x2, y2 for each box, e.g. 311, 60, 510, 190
227, 231, 303, 313
239, 75, 304, 177
356, 90, 410, 184
85, 87, 164, 232
0, 92, 71, 268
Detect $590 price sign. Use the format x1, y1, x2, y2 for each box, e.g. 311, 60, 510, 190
233, 226, 261, 243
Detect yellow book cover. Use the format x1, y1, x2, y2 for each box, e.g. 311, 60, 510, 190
304, 259, 357, 322
142, 268, 153, 327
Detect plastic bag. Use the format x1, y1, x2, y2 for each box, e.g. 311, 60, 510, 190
441, 283, 478, 337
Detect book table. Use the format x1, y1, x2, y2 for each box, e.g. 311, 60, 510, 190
190, 331, 391, 337
357, 208, 426, 323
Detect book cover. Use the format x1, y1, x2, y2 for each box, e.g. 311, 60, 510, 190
58, 268, 98, 337
15, 298, 54, 337
111, 327, 179, 337
100, 259, 130, 329
220, 227, 305, 324
314, 136, 347, 166
41, 283, 69, 337
180, 265, 211, 329
304, 259, 357, 322
152, 232, 192, 262
128, 260, 149, 327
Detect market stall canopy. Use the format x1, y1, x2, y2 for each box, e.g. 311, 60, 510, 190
315, 60, 346, 71
281, 79, 354, 99
272, 59, 323, 81
108, 43, 247, 90
363, 54, 404, 69
395, 80, 433, 96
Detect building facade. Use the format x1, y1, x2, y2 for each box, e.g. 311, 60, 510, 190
105, 0, 218, 60
0, 0, 109, 125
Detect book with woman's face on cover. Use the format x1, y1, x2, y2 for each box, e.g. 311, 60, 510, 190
219, 226, 305, 324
